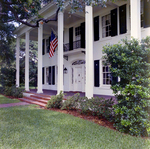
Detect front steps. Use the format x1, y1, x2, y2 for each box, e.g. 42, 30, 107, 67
19, 93, 51, 107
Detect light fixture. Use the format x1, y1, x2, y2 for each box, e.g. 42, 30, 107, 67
64, 67, 68, 74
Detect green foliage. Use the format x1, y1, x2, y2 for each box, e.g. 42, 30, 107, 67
79, 97, 114, 120
46, 91, 64, 109
61, 93, 80, 110
4, 86, 24, 98
103, 37, 150, 137
0, 67, 16, 87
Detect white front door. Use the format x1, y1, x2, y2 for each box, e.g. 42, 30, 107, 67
74, 66, 82, 91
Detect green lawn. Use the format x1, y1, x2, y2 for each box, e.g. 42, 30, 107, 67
0, 94, 20, 104
0, 104, 149, 149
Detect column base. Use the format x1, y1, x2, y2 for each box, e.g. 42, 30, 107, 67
37, 90, 43, 94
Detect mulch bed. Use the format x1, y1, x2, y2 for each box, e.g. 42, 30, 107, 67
46, 108, 116, 131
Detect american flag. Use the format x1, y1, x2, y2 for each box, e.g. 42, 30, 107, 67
49, 31, 58, 58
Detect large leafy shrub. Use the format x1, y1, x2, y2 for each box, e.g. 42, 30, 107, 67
46, 91, 64, 109
103, 37, 150, 136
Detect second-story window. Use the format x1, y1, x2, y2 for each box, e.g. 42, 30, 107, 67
75, 26, 81, 41
102, 14, 111, 38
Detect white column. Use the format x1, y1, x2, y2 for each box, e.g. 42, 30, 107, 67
25, 31, 30, 91
57, 11, 64, 94
130, 0, 141, 40
85, 5, 94, 98
37, 22, 43, 93
16, 37, 20, 87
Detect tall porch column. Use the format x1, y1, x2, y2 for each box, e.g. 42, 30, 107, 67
16, 37, 20, 87
57, 11, 64, 94
130, 0, 141, 40
85, 5, 94, 98
37, 22, 43, 93
25, 31, 30, 91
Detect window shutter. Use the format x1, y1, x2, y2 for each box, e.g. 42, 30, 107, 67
52, 66, 55, 85
119, 4, 127, 34
81, 22, 85, 48
111, 8, 118, 37
47, 36, 51, 53
94, 60, 100, 87
94, 16, 99, 41
42, 39, 45, 55
69, 27, 73, 50
49, 66, 51, 85
42, 67, 44, 84
144, 0, 150, 28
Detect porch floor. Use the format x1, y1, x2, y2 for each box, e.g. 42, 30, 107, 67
27, 89, 115, 100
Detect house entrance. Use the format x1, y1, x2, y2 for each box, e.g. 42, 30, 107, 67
72, 60, 85, 92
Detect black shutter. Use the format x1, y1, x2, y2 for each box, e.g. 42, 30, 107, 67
47, 36, 51, 53
42, 67, 44, 84
144, 0, 150, 28
69, 27, 73, 50
42, 39, 45, 55
119, 5, 126, 34
49, 66, 51, 85
94, 16, 99, 41
81, 22, 85, 48
94, 60, 100, 87
111, 8, 118, 37
52, 66, 55, 85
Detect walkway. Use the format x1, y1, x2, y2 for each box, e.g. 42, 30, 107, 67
0, 102, 30, 108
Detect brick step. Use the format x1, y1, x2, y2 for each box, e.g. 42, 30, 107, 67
25, 96, 48, 104
19, 98, 46, 107
30, 94, 51, 101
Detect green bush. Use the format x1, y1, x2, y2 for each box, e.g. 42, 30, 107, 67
78, 96, 114, 120
89, 97, 114, 120
4, 86, 24, 98
46, 91, 64, 109
103, 37, 150, 137
61, 93, 80, 110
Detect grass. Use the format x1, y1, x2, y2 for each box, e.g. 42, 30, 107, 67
0, 104, 149, 149
0, 94, 20, 104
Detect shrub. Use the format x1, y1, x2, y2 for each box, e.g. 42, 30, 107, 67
78, 96, 114, 119
103, 37, 150, 136
61, 93, 80, 110
89, 97, 114, 120
4, 86, 24, 98
46, 91, 64, 109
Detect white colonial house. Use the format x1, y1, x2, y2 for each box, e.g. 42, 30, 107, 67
14, 0, 150, 98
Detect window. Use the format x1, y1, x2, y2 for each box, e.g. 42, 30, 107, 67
75, 26, 81, 40
102, 63, 111, 85
102, 14, 111, 38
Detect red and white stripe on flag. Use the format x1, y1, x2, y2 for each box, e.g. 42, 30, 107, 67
49, 31, 58, 58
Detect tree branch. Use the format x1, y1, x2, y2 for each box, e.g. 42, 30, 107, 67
7, 5, 60, 28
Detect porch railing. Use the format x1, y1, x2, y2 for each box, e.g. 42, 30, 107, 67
64, 40, 81, 52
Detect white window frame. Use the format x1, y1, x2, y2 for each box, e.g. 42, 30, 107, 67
102, 61, 111, 86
